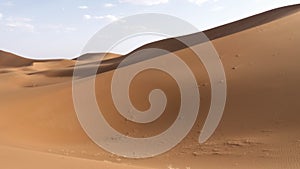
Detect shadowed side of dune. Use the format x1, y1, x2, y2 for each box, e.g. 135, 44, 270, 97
1, 4, 299, 80
113, 4, 300, 62
0, 50, 34, 68
128, 4, 300, 53
67, 4, 300, 78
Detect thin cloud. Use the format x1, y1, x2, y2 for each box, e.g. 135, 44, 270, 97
188, 0, 209, 6
5, 22, 35, 32
83, 14, 91, 20
0, 13, 3, 20
6, 17, 32, 22
78, 5, 89, 9
104, 3, 115, 8
119, 0, 169, 6
95, 15, 118, 22
83, 14, 119, 22
211, 6, 225, 11
4, 17, 35, 32
42, 24, 77, 33
188, 0, 218, 6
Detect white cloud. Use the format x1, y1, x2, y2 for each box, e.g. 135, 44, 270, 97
6, 17, 32, 22
5, 17, 35, 32
104, 3, 115, 8
119, 0, 169, 6
83, 14, 119, 22
6, 22, 35, 32
211, 6, 225, 11
42, 24, 77, 33
94, 15, 118, 22
65, 27, 77, 32
83, 14, 92, 20
188, 0, 219, 6
0, 13, 3, 20
78, 5, 88, 9
188, 0, 209, 6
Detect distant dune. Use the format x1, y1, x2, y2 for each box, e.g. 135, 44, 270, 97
0, 50, 34, 68
0, 4, 300, 169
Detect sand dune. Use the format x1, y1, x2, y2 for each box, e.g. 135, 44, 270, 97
0, 50, 34, 68
0, 145, 153, 169
0, 4, 300, 169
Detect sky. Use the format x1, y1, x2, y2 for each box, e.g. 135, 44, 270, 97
0, 0, 299, 59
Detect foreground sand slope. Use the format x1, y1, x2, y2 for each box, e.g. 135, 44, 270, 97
0, 145, 153, 169
0, 4, 300, 169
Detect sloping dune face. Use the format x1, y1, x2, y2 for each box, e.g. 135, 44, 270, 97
0, 50, 34, 68
0, 5, 300, 169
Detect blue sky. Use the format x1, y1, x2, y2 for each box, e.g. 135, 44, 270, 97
0, 0, 299, 59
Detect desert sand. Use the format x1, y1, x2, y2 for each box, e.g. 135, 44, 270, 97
0, 4, 300, 169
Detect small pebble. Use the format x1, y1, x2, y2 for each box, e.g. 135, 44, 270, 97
192, 152, 200, 156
